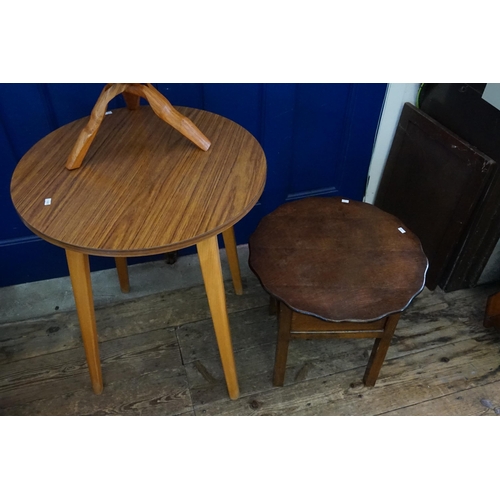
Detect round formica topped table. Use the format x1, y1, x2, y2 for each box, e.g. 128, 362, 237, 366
11, 106, 267, 400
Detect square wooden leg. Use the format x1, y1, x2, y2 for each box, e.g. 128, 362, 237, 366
363, 313, 401, 387
271, 306, 400, 388
273, 302, 293, 386
269, 296, 278, 316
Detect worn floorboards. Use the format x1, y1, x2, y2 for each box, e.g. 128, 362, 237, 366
1, 273, 500, 416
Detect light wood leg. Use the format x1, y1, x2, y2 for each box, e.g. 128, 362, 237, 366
66, 249, 103, 394
114, 257, 130, 293
222, 226, 243, 295
273, 302, 293, 386
363, 313, 400, 387
197, 236, 240, 400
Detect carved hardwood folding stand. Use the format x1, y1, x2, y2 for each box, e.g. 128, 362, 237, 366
11, 84, 267, 400
65, 84, 212, 171
248, 197, 428, 387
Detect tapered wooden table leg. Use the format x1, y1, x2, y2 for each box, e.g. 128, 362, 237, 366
114, 257, 130, 293
197, 235, 240, 400
66, 249, 103, 395
222, 226, 243, 295
363, 313, 400, 387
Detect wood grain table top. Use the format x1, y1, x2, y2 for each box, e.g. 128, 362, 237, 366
248, 197, 428, 322
11, 106, 267, 256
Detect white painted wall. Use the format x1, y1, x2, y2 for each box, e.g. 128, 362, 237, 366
364, 83, 420, 204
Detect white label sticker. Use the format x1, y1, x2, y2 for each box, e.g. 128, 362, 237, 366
44, 198, 52, 206
105, 111, 113, 115
398, 227, 406, 234
341, 199, 349, 203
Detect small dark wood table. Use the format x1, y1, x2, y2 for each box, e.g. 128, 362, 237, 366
10, 106, 267, 400
248, 197, 428, 386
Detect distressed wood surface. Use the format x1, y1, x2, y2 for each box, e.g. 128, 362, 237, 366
0, 276, 267, 364
383, 380, 500, 416
2, 371, 192, 416
0, 328, 182, 408
2, 272, 500, 415
196, 337, 500, 416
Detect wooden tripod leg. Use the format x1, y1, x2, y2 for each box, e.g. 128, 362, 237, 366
66, 83, 128, 170
222, 226, 243, 295
66, 249, 103, 394
197, 236, 239, 400
123, 92, 141, 110
269, 296, 278, 316
114, 257, 130, 293
127, 84, 211, 151
273, 302, 293, 386
363, 313, 400, 387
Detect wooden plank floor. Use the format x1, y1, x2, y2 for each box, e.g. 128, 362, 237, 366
1, 273, 500, 416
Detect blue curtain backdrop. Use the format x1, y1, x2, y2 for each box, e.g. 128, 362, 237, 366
0, 83, 387, 287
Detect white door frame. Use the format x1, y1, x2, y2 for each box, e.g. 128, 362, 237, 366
364, 83, 420, 204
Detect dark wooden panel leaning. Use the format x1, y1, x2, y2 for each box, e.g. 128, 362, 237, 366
375, 103, 496, 291
419, 84, 500, 291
